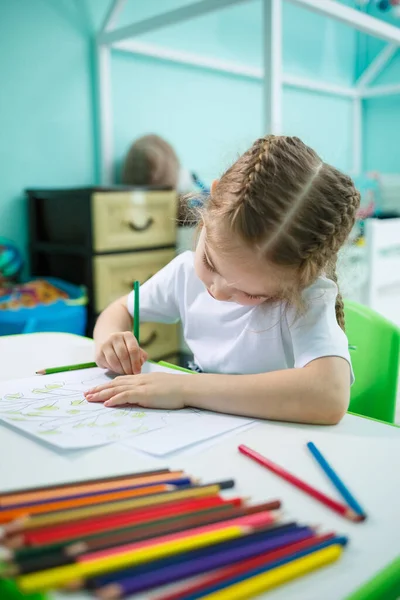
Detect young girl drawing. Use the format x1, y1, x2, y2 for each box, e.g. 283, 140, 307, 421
86, 136, 360, 425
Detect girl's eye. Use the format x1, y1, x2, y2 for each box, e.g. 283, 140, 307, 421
244, 293, 263, 300
202, 254, 215, 272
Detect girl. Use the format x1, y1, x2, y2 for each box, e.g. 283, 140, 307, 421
86, 136, 360, 425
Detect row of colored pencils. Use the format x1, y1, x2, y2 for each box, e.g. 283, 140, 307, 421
0, 464, 348, 598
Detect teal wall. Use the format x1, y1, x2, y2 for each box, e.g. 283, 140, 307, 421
0, 0, 364, 264
361, 6, 400, 174
0, 1, 96, 259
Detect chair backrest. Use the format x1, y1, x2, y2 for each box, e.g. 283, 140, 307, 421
344, 300, 399, 423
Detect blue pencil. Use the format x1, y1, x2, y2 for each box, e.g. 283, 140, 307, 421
307, 441, 366, 520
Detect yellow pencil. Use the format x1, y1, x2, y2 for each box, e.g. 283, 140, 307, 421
17, 523, 253, 593
203, 545, 343, 600
4, 484, 223, 534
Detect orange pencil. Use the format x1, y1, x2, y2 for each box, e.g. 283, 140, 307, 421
0, 484, 174, 524
0, 472, 186, 508
0, 468, 170, 501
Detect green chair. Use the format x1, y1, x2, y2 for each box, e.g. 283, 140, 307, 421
344, 300, 400, 424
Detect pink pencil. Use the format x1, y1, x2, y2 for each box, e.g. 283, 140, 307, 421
79, 511, 279, 563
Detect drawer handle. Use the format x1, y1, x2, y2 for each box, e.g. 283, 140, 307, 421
140, 331, 158, 349
124, 217, 154, 232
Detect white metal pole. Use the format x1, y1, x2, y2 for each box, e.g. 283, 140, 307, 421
352, 96, 362, 176
100, 0, 127, 34
287, 0, 400, 45
97, 44, 114, 185
263, 0, 282, 135
356, 43, 397, 90
113, 40, 263, 80
361, 83, 400, 97
100, 0, 251, 45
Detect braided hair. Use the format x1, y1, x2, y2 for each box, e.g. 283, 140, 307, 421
204, 136, 360, 331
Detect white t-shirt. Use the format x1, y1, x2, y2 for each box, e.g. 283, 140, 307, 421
127, 251, 353, 378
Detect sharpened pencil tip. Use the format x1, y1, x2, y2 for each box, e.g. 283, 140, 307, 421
0, 546, 11, 561
347, 509, 366, 523
35, 369, 46, 375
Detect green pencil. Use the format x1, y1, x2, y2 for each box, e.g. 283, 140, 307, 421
36, 362, 97, 375
133, 280, 140, 345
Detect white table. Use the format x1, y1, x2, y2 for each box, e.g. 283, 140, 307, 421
0, 333, 399, 600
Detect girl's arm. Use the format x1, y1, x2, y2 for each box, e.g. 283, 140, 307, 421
184, 356, 350, 425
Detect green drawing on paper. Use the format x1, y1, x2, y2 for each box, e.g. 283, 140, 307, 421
4, 393, 23, 400
131, 412, 145, 419
38, 429, 60, 436
67, 409, 81, 414
131, 426, 148, 434
38, 404, 59, 411
71, 399, 85, 406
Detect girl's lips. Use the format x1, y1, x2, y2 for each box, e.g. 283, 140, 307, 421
207, 289, 215, 299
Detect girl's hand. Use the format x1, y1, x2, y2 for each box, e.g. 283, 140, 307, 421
95, 332, 148, 375
84, 373, 186, 410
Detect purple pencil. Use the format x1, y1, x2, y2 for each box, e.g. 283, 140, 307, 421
95, 527, 315, 598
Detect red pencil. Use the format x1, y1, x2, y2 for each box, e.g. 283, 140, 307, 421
154, 532, 335, 600
7, 497, 240, 548
80, 511, 279, 564
238, 445, 361, 522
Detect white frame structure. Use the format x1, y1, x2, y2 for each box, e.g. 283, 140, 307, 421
96, 0, 400, 185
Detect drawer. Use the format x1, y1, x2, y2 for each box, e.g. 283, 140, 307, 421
92, 190, 177, 252
93, 249, 175, 313
140, 323, 180, 361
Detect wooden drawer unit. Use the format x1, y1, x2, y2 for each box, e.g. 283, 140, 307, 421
93, 249, 175, 313
140, 322, 179, 361
28, 186, 180, 360
92, 191, 177, 252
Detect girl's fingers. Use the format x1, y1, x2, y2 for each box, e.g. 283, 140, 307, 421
140, 349, 148, 366
86, 375, 135, 395
124, 334, 142, 374
104, 391, 140, 408
102, 347, 124, 374
112, 338, 133, 375
86, 386, 129, 403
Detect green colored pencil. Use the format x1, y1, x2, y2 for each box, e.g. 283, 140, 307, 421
133, 280, 140, 345
36, 362, 97, 375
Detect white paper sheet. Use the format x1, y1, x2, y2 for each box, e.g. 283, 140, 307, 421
124, 411, 254, 456
0, 364, 254, 453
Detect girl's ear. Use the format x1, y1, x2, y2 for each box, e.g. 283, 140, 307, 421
211, 179, 219, 195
